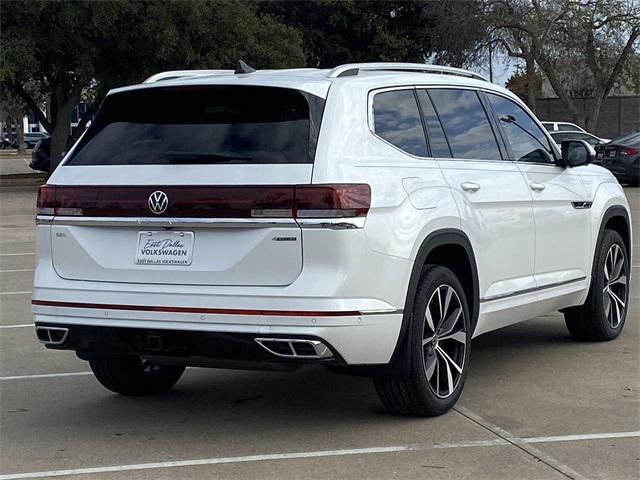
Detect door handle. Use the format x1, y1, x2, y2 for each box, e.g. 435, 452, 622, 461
530, 182, 546, 192
460, 182, 480, 193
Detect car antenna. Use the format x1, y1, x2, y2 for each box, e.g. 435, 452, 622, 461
235, 60, 256, 74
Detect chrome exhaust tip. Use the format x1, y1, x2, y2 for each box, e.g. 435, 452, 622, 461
255, 338, 333, 359
35, 326, 69, 345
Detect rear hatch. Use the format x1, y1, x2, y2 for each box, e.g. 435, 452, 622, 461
43, 84, 326, 287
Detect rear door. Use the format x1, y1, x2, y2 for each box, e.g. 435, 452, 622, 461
47, 85, 324, 286
422, 88, 536, 301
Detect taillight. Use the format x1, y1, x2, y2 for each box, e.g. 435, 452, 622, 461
619, 147, 639, 156
294, 184, 370, 218
36, 184, 371, 219
36, 185, 58, 215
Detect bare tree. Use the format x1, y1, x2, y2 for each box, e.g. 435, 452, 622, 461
487, 0, 640, 130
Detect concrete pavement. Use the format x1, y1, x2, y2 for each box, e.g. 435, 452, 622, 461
0, 184, 638, 479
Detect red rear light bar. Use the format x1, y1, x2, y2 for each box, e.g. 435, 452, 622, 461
36, 184, 371, 219
619, 147, 639, 156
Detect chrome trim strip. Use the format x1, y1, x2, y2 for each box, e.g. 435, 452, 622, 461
38, 215, 368, 230
297, 217, 366, 230
38, 216, 298, 228
572, 201, 593, 210
480, 276, 588, 303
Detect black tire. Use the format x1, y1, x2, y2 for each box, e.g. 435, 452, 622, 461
89, 356, 184, 396
564, 229, 629, 341
629, 178, 639, 187
374, 265, 471, 416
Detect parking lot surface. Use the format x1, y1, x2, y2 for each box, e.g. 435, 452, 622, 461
0, 151, 33, 176
0, 184, 638, 479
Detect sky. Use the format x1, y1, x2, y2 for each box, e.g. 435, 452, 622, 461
471, 53, 518, 87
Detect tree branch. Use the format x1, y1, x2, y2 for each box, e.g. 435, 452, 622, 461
600, 27, 640, 100
5, 82, 51, 133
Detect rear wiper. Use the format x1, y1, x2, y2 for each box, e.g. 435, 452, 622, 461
163, 152, 252, 164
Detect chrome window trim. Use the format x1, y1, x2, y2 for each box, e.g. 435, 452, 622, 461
366, 85, 560, 165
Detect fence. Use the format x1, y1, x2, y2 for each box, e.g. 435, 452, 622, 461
535, 96, 640, 139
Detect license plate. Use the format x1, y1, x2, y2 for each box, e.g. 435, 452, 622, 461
608, 150, 616, 157
136, 231, 194, 265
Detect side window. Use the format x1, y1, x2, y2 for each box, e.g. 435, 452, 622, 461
416, 90, 451, 158
558, 123, 581, 132
427, 89, 502, 160
372, 89, 428, 157
487, 93, 554, 163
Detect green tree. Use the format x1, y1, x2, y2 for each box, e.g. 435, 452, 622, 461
0, 0, 305, 171
258, 0, 486, 67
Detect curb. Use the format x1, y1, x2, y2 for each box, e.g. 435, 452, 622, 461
0, 173, 46, 187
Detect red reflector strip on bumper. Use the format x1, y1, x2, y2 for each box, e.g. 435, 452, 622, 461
32, 300, 362, 317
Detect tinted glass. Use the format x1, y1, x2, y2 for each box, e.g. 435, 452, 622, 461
551, 132, 600, 145
557, 123, 582, 132
373, 90, 428, 157
487, 94, 553, 163
416, 90, 451, 158
68, 86, 313, 165
541, 122, 554, 131
428, 89, 501, 160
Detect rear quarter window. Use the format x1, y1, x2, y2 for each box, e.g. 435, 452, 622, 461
372, 89, 428, 157
67, 86, 322, 165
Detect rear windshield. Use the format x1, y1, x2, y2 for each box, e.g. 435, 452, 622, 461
67, 86, 323, 165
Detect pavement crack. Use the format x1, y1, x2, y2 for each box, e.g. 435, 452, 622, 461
454, 406, 590, 480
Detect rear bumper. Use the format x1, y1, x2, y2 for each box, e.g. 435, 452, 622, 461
33, 305, 403, 365
35, 323, 347, 370
602, 159, 639, 180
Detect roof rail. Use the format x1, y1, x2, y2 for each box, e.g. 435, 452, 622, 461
143, 70, 234, 83
326, 63, 488, 82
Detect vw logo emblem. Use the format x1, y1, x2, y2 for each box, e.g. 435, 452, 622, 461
148, 190, 169, 215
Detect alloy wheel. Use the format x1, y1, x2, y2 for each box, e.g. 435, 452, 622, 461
603, 243, 627, 328
422, 284, 467, 398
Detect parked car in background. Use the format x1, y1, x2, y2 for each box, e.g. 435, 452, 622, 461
550, 131, 608, 147
598, 132, 640, 187
550, 131, 607, 163
542, 121, 586, 133
23, 132, 49, 149
29, 137, 50, 172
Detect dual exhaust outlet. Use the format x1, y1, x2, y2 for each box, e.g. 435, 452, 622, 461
36, 326, 69, 345
255, 338, 333, 359
35, 326, 333, 361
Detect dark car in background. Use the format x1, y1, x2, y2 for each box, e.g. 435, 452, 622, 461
550, 131, 607, 164
598, 132, 640, 186
23, 132, 49, 149
29, 137, 51, 172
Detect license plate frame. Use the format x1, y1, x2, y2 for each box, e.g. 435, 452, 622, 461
136, 230, 194, 266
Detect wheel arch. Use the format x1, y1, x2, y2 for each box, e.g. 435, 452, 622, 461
595, 206, 632, 276
388, 229, 479, 371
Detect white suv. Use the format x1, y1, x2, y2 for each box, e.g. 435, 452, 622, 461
33, 63, 632, 416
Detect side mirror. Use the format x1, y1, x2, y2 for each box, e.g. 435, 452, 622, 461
560, 139, 593, 167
